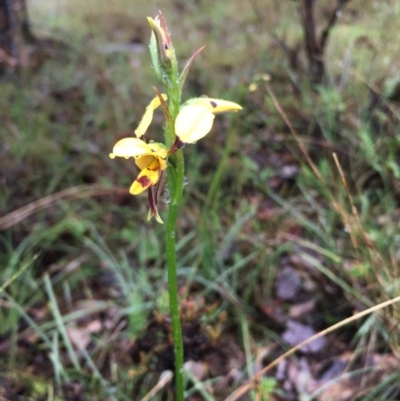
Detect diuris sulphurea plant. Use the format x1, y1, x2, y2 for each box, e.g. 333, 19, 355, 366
109, 11, 241, 400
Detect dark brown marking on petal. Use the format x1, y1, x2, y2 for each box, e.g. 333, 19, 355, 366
210, 100, 217, 108
137, 176, 151, 188
165, 44, 169, 50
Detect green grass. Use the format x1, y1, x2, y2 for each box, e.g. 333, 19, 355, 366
2, 0, 400, 399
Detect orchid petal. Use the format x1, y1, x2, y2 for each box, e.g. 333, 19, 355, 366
130, 167, 160, 195
135, 94, 168, 138
186, 98, 242, 114
175, 104, 215, 144
150, 207, 164, 224
135, 155, 155, 170
112, 138, 151, 158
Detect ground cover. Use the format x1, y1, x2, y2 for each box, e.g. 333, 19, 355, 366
2, 0, 400, 400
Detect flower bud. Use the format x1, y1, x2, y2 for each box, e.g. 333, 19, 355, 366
147, 15, 172, 72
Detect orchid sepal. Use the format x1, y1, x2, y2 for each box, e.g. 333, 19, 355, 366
135, 94, 168, 138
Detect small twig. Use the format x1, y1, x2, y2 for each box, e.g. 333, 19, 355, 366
320, 0, 352, 52
139, 371, 173, 401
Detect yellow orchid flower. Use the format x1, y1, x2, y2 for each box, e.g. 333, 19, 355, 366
174, 98, 242, 144
135, 94, 168, 138
110, 137, 168, 223
110, 95, 241, 223
110, 137, 168, 195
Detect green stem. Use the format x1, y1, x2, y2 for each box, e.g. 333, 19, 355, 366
166, 148, 185, 400
165, 60, 184, 398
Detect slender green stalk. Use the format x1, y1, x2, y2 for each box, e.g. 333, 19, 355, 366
165, 62, 185, 399
166, 150, 185, 400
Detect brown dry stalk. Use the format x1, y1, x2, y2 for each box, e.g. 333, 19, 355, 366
0, 184, 127, 230
140, 371, 173, 401
332, 153, 387, 269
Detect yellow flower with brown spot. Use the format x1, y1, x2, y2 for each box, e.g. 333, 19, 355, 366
110, 138, 167, 195
174, 98, 242, 144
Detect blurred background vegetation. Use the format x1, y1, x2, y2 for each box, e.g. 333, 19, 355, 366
2, 0, 400, 400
